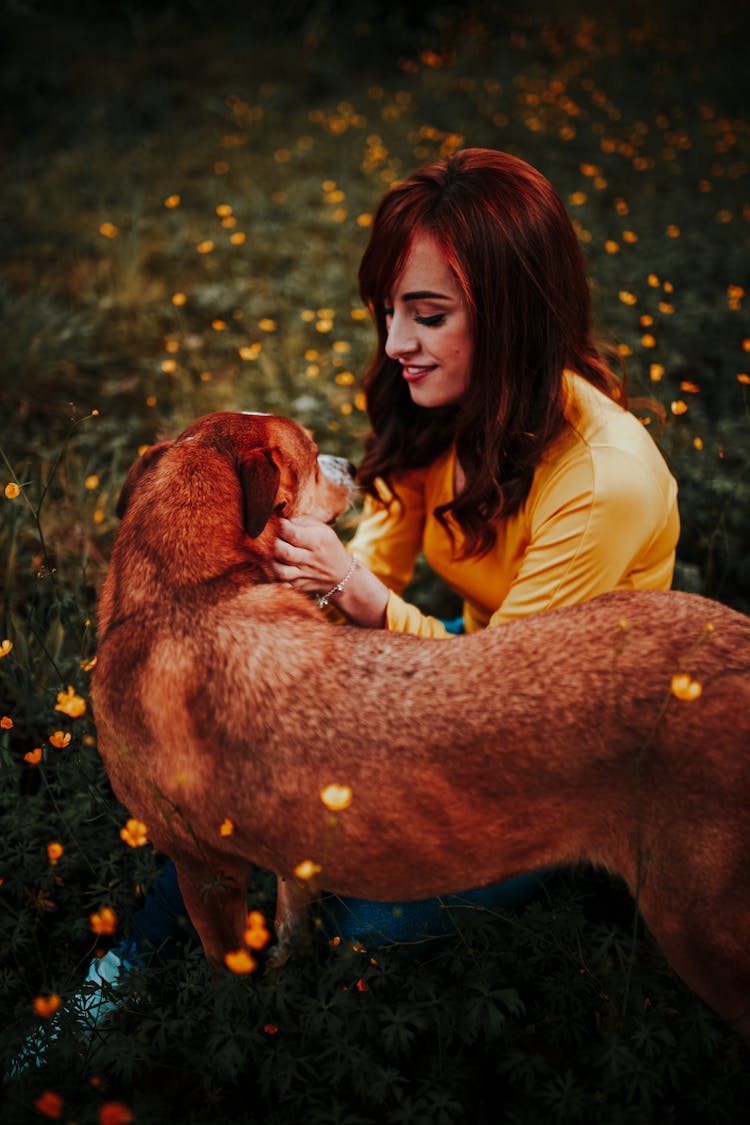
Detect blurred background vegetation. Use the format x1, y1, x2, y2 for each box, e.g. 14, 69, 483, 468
1, 1, 749, 1121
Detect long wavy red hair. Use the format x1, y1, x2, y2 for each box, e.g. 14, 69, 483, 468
357, 147, 625, 558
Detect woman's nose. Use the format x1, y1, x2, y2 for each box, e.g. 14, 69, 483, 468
384, 311, 418, 360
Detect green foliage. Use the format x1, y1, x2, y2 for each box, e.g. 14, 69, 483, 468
2, 1, 749, 1121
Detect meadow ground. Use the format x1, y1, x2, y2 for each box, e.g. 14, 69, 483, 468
1, 2, 749, 1122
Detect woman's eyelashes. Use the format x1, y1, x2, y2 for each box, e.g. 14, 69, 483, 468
382, 307, 446, 328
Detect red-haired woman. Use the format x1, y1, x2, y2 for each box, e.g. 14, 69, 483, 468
272, 148, 679, 939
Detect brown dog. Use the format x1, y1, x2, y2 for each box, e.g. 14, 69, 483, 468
91, 411, 750, 1034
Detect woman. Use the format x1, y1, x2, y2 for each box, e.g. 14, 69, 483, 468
273, 148, 678, 635
271, 148, 679, 940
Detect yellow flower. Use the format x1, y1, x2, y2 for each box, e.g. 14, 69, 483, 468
320, 784, 353, 811
0, 639, 12, 657
120, 818, 148, 848
294, 859, 322, 881
54, 686, 87, 718
244, 910, 271, 950
4, 482, 20, 499
47, 842, 64, 865
671, 673, 702, 701
33, 994, 61, 1018
49, 731, 72, 748
90, 906, 117, 935
24, 747, 43, 764
220, 817, 234, 836
224, 949, 257, 974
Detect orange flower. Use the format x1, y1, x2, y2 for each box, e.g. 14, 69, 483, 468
1, 715, 13, 729
263, 1023, 279, 1034
294, 859, 322, 881
219, 817, 235, 837
244, 910, 271, 950
99, 1101, 134, 1125
54, 686, 87, 718
0, 638, 12, 658
320, 784, 353, 811
225, 949, 257, 974
120, 818, 148, 848
24, 747, 43, 764
356, 978, 369, 992
33, 994, 61, 1018
90, 907, 117, 935
4, 482, 21, 499
49, 731, 72, 749
34, 1091, 63, 1119
47, 842, 64, 865
671, 674, 702, 701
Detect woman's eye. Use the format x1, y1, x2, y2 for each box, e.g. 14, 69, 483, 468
415, 314, 446, 327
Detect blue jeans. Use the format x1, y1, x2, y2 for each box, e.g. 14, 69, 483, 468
119, 613, 546, 958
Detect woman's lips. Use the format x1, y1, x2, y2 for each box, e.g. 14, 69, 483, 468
401, 364, 436, 383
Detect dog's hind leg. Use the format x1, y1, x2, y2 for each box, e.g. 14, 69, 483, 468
638, 886, 750, 1038
172, 855, 251, 964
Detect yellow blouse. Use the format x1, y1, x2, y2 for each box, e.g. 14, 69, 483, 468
348, 373, 680, 638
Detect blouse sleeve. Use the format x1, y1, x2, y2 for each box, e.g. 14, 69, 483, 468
346, 473, 454, 638
488, 444, 678, 626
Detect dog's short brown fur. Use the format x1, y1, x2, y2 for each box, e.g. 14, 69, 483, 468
91, 411, 750, 1033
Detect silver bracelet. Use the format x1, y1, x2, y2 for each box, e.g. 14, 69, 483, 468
316, 557, 357, 609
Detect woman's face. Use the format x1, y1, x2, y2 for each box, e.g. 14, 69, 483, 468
383, 233, 473, 408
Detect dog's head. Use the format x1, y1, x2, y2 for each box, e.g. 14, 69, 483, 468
116, 411, 356, 538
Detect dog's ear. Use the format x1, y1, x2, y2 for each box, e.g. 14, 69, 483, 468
116, 441, 173, 519
239, 448, 281, 538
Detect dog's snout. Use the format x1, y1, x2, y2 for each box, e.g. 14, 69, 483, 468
318, 454, 358, 508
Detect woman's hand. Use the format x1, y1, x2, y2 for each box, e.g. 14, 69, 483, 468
272, 516, 390, 627
272, 516, 351, 596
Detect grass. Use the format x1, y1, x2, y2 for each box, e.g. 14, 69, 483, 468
1, 1, 749, 1121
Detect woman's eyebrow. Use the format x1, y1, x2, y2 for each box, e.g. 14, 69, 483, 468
399, 290, 452, 301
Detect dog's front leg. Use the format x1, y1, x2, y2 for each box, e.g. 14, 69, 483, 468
268, 874, 315, 968
173, 857, 251, 965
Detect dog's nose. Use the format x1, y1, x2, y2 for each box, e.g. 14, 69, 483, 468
347, 462, 357, 480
